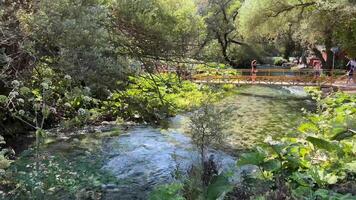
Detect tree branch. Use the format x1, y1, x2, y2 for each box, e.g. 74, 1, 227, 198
267, 2, 316, 18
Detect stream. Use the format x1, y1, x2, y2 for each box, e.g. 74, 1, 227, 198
12, 85, 315, 199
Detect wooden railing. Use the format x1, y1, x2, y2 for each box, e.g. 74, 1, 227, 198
188, 69, 346, 86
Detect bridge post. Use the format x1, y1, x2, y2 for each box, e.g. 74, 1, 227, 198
330, 47, 339, 85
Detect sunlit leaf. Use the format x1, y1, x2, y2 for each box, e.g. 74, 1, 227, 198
306, 136, 337, 152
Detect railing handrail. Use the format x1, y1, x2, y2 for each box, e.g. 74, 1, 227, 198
191, 68, 345, 73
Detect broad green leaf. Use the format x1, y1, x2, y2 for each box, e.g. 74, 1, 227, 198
149, 183, 185, 200
331, 130, 356, 141
306, 136, 337, 152
298, 122, 319, 133
315, 189, 356, 200
345, 161, 356, 173
309, 167, 339, 186
292, 186, 315, 200
261, 159, 281, 172
237, 151, 266, 166
290, 172, 312, 187
206, 175, 233, 200
0, 95, 8, 105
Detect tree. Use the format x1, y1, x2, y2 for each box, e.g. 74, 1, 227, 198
197, 0, 266, 67
109, 0, 205, 62
108, 0, 205, 114
18, 0, 130, 96
187, 102, 232, 199
0, 0, 34, 88
201, 0, 242, 66
188, 102, 231, 168
334, 6, 356, 58
239, 0, 356, 69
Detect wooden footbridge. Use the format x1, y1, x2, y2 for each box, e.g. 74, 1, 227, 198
189, 68, 348, 87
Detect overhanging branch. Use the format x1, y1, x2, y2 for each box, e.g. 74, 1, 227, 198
267, 2, 316, 18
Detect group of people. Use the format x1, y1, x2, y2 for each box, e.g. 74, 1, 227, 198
250, 58, 356, 84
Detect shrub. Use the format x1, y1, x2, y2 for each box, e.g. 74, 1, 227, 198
149, 183, 185, 200
4, 149, 117, 199
237, 92, 356, 199
101, 73, 232, 123
273, 57, 288, 66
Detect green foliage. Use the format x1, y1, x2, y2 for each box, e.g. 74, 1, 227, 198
237, 147, 267, 166
4, 148, 117, 199
194, 64, 241, 77
0, 0, 33, 85
150, 174, 233, 200
239, 0, 355, 43
19, 0, 130, 93
0, 95, 7, 105
273, 57, 288, 66
333, 5, 356, 58
206, 174, 234, 200
1, 64, 101, 130
102, 73, 232, 122
149, 183, 185, 200
189, 103, 232, 158
0, 135, 15, 199
237, 91, 356, 199
151, 102, 234, 200
239, 0, 356, 66
199, 0, 244, 66
110, 0, 205, 59
0, 136, 12, 172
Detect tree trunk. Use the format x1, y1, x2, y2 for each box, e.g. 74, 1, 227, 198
312, 47, 327, 67
324, 31, 334, 73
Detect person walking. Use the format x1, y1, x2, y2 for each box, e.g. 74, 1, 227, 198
346, 58, 356, 84
313, 61, 322, 80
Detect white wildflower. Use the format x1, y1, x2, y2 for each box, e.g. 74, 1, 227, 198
78, 108, 86, 116
18, 110, 25, 116
9, 91, 19, 98
49, 107, 57, 114
84, 87, 91, 93
17, 98, 24, 104
64, 75, 72, 80
83, 96, 91, 102
33, 103, 41, 111
41, 82, 49, 90
11, 80, 20, 88
264, 136, 282, 145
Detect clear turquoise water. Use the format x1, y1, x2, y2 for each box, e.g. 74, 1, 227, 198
11, 86, 314, 199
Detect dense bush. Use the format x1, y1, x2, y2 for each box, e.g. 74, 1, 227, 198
273, 57, 288, 66
193, 64, 241, 78
3, 143, 118, 199
18, 0, 130, 94
0, 63, 101, 132
101, 73, 234, 123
